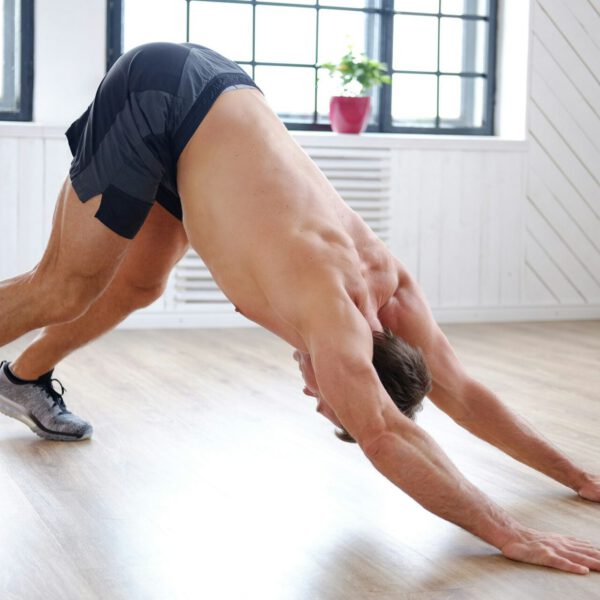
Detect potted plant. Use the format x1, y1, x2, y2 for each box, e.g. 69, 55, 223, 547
321, 48, 391, 134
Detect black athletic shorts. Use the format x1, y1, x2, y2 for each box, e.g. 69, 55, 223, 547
65, 42, 262, 239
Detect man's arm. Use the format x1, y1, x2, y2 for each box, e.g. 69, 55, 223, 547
381, 271, 596, 498
303, 291, 600, 574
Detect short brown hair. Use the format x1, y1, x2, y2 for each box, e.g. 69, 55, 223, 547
335, 328, 432, 443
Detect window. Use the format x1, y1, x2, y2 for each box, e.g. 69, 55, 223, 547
0, 0, 33, 121
107, 0, 497, 134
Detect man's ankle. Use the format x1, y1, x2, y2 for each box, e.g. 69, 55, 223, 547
5, 361, 41, 383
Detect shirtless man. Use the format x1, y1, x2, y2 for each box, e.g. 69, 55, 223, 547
0, 42, 599, 575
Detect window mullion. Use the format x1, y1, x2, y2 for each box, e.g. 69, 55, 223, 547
379, 0, 393, 132
434, 0, 441, 129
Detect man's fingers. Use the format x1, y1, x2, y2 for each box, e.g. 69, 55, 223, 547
565, 536, 600, 550
565, 541, 600, 557
546, 554, 589, 575
559, 549, 600, 571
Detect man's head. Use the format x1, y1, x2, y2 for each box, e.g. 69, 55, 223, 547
294, 329, 432, 443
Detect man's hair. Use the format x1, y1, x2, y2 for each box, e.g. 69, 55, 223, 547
335, 328, 432, 443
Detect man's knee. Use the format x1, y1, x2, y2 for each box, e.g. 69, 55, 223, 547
35, 269, 112, 324
117, 276, 168, 310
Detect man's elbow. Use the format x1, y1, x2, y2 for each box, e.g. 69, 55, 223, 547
359, 426, 413, 461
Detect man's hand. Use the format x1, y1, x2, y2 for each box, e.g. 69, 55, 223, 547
577, 473, 600, 502
500, 527, 600, 574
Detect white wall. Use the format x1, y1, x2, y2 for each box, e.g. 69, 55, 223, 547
1, 0, 599, 326
34, 0, 106, 123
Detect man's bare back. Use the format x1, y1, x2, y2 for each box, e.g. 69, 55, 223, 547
177, 88, 401, 351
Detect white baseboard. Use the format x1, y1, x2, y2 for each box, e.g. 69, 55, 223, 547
119, 304, 600, 330
433, 304, 600, 323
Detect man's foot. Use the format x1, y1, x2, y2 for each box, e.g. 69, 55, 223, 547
0, 361, 93, 441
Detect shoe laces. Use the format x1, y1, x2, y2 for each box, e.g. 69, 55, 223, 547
36, 376, 70, 413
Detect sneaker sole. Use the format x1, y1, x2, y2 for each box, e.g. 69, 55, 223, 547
0, 391, 92, 442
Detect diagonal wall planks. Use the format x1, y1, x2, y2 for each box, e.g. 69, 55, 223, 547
525, 0, 600, 305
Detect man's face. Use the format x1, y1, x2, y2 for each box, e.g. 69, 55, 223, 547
293, 351, 344, 429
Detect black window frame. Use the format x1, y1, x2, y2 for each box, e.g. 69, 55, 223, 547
107, 0, 497, 135
0, 0, 33, 121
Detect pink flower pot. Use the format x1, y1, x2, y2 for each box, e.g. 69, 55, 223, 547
329, 96, 371, 134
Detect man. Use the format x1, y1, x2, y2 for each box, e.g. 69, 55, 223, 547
1, 42, 599, 574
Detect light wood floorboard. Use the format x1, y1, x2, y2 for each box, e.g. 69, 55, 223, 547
1, 321, 599, 599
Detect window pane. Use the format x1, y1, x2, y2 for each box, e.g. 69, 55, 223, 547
1, 0, 20, 112
124, 0, 186, 51
392, 73, 437, 127
318, 9, 371, 65
255, 6, 316, 65
441, 0, 489, 16
439, 17, 487, 73
439, 17, 462, 72
439, 75, 485, 127
394, 0, 439, 13
393, 15, 438, 72
239, 64, 253, 78
254, 66, 315, 121
189, 3, 253, 62
317, 67, 338, 122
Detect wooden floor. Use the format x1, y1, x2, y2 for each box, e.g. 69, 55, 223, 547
1, 321, 599, 600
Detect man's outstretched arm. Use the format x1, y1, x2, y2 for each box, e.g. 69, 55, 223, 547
382, 272, 599, 500
303, 293, 600, 574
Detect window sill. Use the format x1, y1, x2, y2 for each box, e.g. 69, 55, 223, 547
0, 122, 528, 153
0, 122, 66, 138
291, 130, 528, 152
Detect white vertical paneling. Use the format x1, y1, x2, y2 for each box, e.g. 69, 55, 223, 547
479, 153, 502, 306
498, 152, 524, 306
417, 151, 443, 306
0, 139, 19, 281
390, 146, 525, 312
456, 152, 484, 306
17, 139, 45, 272
391, 150, 420, 275
438, 151, 463, 307
438, 152, 478, 306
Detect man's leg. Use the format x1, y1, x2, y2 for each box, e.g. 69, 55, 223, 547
0, 178, 131, 347
9, 203, 188, 380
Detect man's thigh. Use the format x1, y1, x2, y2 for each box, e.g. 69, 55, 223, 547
114, 202, 189, 288
37, 177, 131, 287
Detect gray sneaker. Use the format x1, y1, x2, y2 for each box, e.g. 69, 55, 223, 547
0, 361, 93, 441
